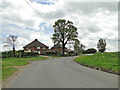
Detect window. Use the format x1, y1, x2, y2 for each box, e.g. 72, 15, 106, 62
38, 51, 41, 54
37, 47, 40, 49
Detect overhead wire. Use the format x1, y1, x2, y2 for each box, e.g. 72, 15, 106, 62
24, 0, 42, 17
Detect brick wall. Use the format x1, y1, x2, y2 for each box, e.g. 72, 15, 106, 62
24, 47, 48, 54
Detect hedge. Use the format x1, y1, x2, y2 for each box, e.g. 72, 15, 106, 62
82, 48, 97, 54
45, 51, 61, 56
2, 51, 38, 58
23, 52, 38, 57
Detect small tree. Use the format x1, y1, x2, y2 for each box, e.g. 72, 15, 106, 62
79, 44, 85, 53
52, 19, 79, 55
3, 45, 10, 58
4, 35, 17, 57
97, 38, 106, 53
74, 40, 85, 53
74, 39, 80, 53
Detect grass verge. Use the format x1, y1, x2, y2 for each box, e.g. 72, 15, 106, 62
2, 57, 48, 81
74, 52, 119, 74
2, 67, 18, 81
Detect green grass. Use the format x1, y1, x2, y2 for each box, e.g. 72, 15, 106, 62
79, 53, 85, 56
2, 67, 18, 81
2, 56, 48, 81
74, 52, 119, 72
2, 57, 48, 67
0, 67, 2, 82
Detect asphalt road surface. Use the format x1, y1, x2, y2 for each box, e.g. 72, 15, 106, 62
6, 56, 118, 88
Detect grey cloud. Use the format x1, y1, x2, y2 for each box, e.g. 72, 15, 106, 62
85, 23, 101, 33
41, 8, 66, 20
2, 13, 35, 29
1, 1, 118, 52
1, 1, 13, 9
40, 2, 118, 23
65, 2, 118, 15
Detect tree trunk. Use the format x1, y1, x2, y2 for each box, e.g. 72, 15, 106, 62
62, 43, 65, 56
13, 44, 15, 57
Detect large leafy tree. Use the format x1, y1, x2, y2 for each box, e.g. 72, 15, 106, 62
5, 35, 17, 57
52, 19, 78, 55
97, 38, 107, 53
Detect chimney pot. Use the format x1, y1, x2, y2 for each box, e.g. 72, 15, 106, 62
35, 39, 38, 41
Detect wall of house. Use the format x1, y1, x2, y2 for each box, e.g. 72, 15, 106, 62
51, 48, 67, 52
24, 47, 48, 54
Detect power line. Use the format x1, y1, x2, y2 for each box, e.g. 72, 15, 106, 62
25, 0, 42, 17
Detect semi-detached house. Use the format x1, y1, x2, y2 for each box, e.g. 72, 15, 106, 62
23, 39, 49, 55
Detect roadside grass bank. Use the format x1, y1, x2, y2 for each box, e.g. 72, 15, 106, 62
74, 52, 119, 75
79, 53, 85, 56
2, 57, 48, 81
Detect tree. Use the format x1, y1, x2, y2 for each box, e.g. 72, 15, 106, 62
74, 39, 80, 53
52, 19, 78, 55
97, 38, 107, 53
4, 35, 17, 57
79, 44, 85, 53
3, 45, 10, 58
74, 40, 85, 53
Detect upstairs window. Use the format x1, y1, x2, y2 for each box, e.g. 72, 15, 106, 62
37, 47, 40, 49
43, 47, 45, 49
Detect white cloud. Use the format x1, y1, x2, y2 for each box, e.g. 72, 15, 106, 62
1, 0, 118, 52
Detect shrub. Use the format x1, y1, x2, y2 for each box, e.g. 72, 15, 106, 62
23, 52, 38, 57
2, 52, 13, 58
82, 48, 97, 54
45, 51, 61, 56
2, 51, 39, 58
67, 51, 78, 56
16, 50, 24, 53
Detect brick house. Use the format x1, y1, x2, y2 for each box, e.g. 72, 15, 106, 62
51, 44, 63, 52
23, 39, 49, 54
47, 44, 68, 53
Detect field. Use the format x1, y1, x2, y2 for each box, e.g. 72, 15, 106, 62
74, 52, 119, 73
2, 57, 48, 81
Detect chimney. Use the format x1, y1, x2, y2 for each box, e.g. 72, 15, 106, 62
35, 39, 38, 41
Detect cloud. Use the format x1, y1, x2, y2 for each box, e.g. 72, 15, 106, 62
1, 0, 43, 30
1, 0, 118, 52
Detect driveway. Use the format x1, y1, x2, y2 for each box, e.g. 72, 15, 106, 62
5, 56, 118, 88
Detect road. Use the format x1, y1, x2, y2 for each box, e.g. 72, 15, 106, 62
6, 56, 118, 88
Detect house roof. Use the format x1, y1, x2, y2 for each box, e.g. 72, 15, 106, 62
23, 39, 49, 48
51, 44, 62, 49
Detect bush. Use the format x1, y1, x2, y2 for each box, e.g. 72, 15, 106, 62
2, 52, 13, 58
82, 48, 97, 54
22, 52, 38, 57
45, 51, 62, 56
2, 51, 39, 58
2, 50, 23, 58
16, 50, 24, 53
67, 51, 78, 56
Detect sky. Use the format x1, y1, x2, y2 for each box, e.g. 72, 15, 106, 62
0, 0, 119, 52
